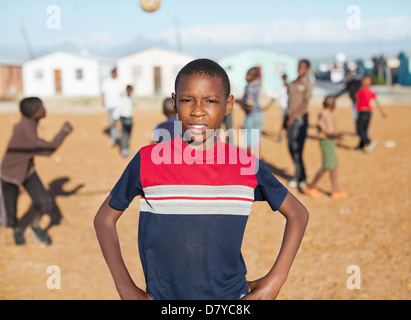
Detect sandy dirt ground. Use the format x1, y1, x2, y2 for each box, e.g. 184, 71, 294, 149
0, 95, 410, 300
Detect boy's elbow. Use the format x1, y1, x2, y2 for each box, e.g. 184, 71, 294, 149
296, 205, 309, 226
302, 207, 309, 224
93, 210, 104, 232
93, 204, 109, 231
93, 197, 122, 232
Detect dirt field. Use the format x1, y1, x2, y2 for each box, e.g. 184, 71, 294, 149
0, 96, 410, 300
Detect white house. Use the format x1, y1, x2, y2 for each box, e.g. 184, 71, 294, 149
117, 47, 196, 97
23, 51, 113, 97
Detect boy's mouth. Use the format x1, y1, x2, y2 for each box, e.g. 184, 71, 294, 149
188, 124, 207, 134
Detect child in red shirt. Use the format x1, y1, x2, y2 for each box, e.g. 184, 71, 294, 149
355, 76, 387, 152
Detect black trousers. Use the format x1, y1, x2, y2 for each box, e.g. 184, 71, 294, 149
357, 111, 372, 149
1, 172, 50, 228
286, 114, 308, 183
120, 116, 133, 152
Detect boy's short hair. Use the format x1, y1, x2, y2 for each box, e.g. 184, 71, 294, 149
175, 59, 231, 98
323, 95, 335, 108
20, 97, 42, 118
248, 67, 260, 76
299, 59, 311, 69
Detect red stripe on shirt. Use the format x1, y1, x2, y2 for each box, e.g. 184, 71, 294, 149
144, 196, 254, 202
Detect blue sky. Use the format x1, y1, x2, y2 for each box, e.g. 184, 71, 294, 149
1, 0, 410, 56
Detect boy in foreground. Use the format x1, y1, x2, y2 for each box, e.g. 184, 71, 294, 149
94, 59, 309, 300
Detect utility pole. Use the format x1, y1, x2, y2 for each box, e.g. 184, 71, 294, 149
20, 20, 35, 60
174, 15, 182, 53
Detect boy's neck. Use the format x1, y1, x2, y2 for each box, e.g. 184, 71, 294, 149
22, 116, 39, 124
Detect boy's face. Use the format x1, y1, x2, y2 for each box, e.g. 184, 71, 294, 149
298, 62, 309, 77
172, 73, 233, 149
246, 69, 259, 82
362, 76, 372, 87
33, 102, 46, 120
326, 96, 336, 110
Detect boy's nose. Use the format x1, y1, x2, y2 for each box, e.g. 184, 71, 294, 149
190, 101, 206, 117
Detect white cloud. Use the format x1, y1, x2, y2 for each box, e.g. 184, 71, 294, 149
152, 15, 411, 46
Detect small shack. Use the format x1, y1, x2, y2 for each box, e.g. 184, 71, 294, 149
22, 51, 113, 97
117, 47, 196, 97
0, 56, 23, 100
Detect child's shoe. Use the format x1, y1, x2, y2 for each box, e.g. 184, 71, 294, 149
366, 140, 377, 153
288, 178, 298, 188
32, 226, 51, 245
331, 191, 347, 199
14, 230, 26, 245
305, 187, 320, 198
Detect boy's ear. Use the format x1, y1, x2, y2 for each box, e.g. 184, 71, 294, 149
225, 95, 234, 116
171, 93, 177, 113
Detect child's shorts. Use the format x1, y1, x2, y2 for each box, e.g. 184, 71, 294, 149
320, 139, 338, 170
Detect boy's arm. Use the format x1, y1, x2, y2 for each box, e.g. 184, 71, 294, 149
235, 98, 252, 113
374, 98, 387, 118
243, 192, 308, 300
334, 84, 348, 98
30, 122, 72, 156
286, 82, 312, 127
94, 195, 151, 300
286, 99, 309, 127
320, 114, 342, 140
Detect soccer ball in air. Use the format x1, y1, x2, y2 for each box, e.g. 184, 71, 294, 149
140, 0, 161, 12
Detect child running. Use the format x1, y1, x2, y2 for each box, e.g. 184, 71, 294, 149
94, 59, 308, 300
305, 96, 346, 199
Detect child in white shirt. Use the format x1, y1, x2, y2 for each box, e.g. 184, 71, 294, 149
114, 85, 134, 158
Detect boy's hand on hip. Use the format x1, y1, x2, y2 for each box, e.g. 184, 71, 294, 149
241, 276, 285, 300
118, 284, 153, 300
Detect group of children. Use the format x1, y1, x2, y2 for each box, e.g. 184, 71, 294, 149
235, 62, 386, 199
305, 74, 386, 198
0, 57, 386, 301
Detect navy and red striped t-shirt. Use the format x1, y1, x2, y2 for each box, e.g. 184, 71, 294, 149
109, 136, 288, 300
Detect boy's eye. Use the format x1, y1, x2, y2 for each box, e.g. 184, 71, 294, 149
181, 98, 192, 103
206, 100, 217, 104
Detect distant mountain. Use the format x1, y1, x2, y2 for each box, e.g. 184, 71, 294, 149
1, 36, 409, 65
